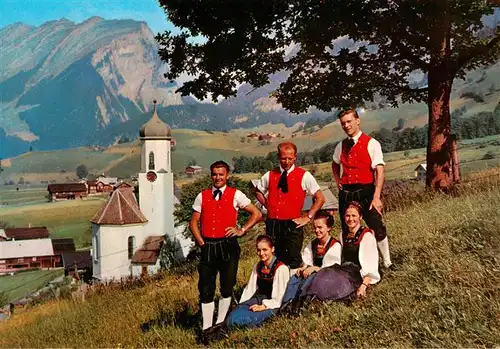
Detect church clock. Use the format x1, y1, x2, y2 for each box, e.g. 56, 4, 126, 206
146, 171, 157, 182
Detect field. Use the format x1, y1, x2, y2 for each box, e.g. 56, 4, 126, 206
304, 134, 500, 181
0, 187, 48, 207
0, 197, 106, 249
0, 269, 64, 304
0, 168, 498, 347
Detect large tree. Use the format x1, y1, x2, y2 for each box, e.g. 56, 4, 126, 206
156, 0, 499, 190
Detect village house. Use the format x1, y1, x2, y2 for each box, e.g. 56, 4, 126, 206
258, 134, 274, 141
0, 227, 50, 241
246, 133, 259, 139
47, 183, 87, 201
0, 227, 77, 273
185, 165, 202, 176
415, 163, 427, 181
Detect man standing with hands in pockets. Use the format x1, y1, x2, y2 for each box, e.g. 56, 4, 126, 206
331, 109, 392, 269
190, 160, 262, 342
255, 142, 325, 272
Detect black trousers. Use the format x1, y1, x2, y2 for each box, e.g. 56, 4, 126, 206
265, 219, 304, 269
339, 184, 387, 242
198, 237, 241, 303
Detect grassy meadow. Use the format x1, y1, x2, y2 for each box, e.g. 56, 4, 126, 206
0, 168, 498, 347
0, 197, 106, 249
0, 269, 64, 304
0, 187, 48, 207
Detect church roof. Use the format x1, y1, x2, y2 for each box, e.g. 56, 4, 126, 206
90, 188, 147, 225
131, 236, 164, 264
139, 100, 172, 139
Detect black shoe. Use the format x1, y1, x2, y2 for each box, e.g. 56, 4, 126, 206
200, 328, 213, 346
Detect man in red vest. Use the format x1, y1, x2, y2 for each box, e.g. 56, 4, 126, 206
190, 160, 262, 342
255, 142, 326, 271
331, 109, 392, 268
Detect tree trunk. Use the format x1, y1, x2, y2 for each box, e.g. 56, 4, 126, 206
426, 68, 453, 190
426, 0, 454, 190
450, 134, 461, 183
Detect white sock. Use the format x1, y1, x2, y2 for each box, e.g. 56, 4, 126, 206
201, 302, 215, 330
216, 297, 231, 324
377, 237, 392, 268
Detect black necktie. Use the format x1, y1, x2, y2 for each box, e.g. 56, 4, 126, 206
213, 189, 222, 200
277, 170, 288, 193
345, 138, 355, 153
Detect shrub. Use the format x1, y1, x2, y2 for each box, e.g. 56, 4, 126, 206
482, 151, 495, 160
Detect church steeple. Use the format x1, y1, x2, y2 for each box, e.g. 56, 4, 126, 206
139, 100, 171, 140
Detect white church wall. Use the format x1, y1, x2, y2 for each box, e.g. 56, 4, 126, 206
93, 224, 145, 281
138, 172, 175, 241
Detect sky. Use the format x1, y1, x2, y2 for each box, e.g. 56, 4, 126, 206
0, 0, 178, 35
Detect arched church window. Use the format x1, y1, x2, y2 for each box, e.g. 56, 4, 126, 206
93, 235, 99, 261
149, 151, 155, 170
128, 236, 136, 259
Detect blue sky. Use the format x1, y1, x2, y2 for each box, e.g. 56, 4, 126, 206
0, 0, 178, 34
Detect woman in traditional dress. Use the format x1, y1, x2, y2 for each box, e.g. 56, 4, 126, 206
281, 211, 341, 305
226, 235, 290, 328
300, 201, 380, 301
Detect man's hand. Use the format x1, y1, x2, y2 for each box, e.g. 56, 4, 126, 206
225, 226, 245, 238
292, 216, 311, 228
302, 266, 320, 278
249, 304, 267, 312
356, 284, 368, 298
369, 197, 383, 215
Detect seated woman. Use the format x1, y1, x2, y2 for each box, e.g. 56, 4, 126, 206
282, 211, 341, 305
226, 235, 290, 328
301, 201, 380, 301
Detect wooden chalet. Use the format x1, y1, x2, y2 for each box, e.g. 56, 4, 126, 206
414, 163, 427, 181
0, 239, 60, 273
62, 251, 92, 281
47, 183, 87, 201
185, 165, 202, 176
0, 227, 49, 241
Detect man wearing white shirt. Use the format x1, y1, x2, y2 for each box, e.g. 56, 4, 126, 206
190, 160, 262, 341
255, 142, 325, 270
331, 109, 392, 268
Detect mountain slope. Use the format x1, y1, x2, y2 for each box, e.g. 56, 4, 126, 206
0, 17, 181, 157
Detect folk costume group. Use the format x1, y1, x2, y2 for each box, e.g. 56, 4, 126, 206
189, 109, 393, 343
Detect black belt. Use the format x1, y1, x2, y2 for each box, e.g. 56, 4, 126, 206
201, 237, 237, 263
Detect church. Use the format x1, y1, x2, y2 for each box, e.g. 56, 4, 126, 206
90, 101, 192, 281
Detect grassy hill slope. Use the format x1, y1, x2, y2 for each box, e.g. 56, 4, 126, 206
0, 169, 499, 347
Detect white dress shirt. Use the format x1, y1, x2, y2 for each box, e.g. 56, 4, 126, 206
332, 131, 385, 171
192, 185, 252, 213
256, 165, 321, 196
239, 262, 290, 309
301, 238, 342, 268
339, 230, 380, 284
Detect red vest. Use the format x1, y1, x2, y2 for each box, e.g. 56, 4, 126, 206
201, 186, 238, 238
340, 133, 374, 185
267, 167, 306, 220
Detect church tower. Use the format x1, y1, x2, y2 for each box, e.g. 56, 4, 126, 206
138, 100, 175, 241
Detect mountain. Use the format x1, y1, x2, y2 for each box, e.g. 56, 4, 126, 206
0, 18, 328, 158
0, 17, 183, 158
1, 15, 498, 159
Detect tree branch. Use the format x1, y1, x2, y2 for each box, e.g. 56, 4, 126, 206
393, 41, 428, 69
455, 35, 500, 71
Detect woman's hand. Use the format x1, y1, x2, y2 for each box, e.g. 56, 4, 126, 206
249, 304, 267, 312
302, 266, 320, 278
356, 283, 368, 298
295, 265, 307, 276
